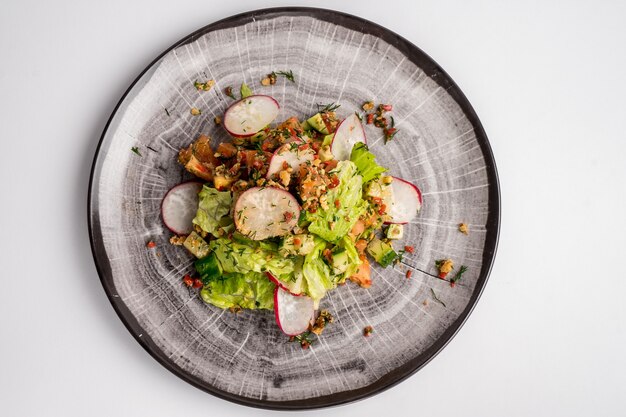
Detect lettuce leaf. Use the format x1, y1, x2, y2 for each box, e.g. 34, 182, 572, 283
209, 237, 295, 278
333, 236, 362, 283
302, 238, 333, 303
306, 161, 367, 243
192, 185, 232, 237
200, 271, 275, 310
350, 142, 387, 184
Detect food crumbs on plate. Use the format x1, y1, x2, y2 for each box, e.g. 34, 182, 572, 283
229, 306, 243, 314
182, 274, 193, 287
404, 245, 415, 254
406, 270, 413, 279
131, 146, 142, 156
192, 278, 203, 289
459, 222, 469, 235
310, 310, 334, 335
362, 101, 375, 111
169, 235, 186, 246
224, 86, 236, 99
194, 79, 215, 91
146, 240, 156, 249
190, 107, 201, 116
290, 331, 314, 349
214, 116, 222, 125
435, 258, 454, 279
363, 325, 374, 337
422, 299, 429, 306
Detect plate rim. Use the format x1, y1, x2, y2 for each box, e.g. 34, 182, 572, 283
88, 6, 500, 410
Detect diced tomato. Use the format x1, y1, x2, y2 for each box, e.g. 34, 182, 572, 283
192, 278, 203, 288
366, 114, 374, 124
183, 275, 193, 287
146, 241, 156, 248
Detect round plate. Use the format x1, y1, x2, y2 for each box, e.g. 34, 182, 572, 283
88, 7, 499, 410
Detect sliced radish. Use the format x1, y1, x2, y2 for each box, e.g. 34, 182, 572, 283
386, 176, 423, 224
223, 95, 280, 138
266, 142, 316, 178
266, 271, 304, 296
274, 287, 314, 336
233, 187, 300, 240
331, 113, 366, 161
161, 181, 203, 234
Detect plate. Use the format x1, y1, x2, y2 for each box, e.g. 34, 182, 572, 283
88, 7, 499, 410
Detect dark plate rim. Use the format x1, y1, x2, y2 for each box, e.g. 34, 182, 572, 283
88, 6, 500, 411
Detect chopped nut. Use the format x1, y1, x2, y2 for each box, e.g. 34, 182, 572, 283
214, 116, 222, 125
363, 325, 373, 337
362, 101, 375, 111
169, 235, 186, 246
459, 223, 469, 235
190, 107, 201, 116
279, 170, 291, 187
310, 310, 334, 335
382, 175, 393, 185
261, 77, 271, 86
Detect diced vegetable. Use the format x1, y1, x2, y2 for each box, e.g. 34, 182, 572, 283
386, 224, 404, 240
306, 112, 329, 134
279, 233, 316, 256
183, 231, 211, 258
366, 237, 397, 267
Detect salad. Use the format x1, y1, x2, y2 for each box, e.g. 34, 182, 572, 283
160, 83, 422, 339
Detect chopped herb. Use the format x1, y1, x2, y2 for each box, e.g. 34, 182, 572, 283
273, 70, 295, 82
289, 331, 315, 348
430, 288, 447, 307
146, 146, 157, 153
224, 86, 236, 99
450, 265, 468, 286
317, 102, 341, 113
355, 111, 363, 122
164, 108, 171, 117
131, 147, 142, 156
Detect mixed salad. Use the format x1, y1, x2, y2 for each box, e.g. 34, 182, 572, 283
159, 84, 422, 338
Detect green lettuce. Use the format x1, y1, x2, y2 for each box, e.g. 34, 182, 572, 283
302, 238, 333, 303
200, 271, 275, 310
333, 236, 362, 283
306, 161, 367, 243
209, 237, 295, 278
350, 142, 387, 184
192, 186, 232, 237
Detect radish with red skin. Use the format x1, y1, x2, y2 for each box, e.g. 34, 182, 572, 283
266, 142, 316, 178
274, 287, 314, 336
386, 176, 422, 224
223, 95, 280, 138
331, 113, 366, 161
233, 187, 300, 240
266, 271, 304, 296
161, 181, 203, 234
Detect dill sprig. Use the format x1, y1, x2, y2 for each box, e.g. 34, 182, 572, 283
430, 288, 446, 307
273, 70, 295, 82
317, 102, 341, 113
450, 265, 468, 285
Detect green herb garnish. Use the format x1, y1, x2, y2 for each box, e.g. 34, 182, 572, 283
430, 288, 446, 307
450, 265, 468, 285
317, 102, 341, 113
224, 86, 236, 99
240, 82, 253, 99
131, 146, 142, 156
273, 70, 295, 82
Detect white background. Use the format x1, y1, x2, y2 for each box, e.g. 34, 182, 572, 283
2, 1, 625, 416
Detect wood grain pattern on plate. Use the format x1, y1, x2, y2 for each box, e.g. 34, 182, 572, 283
88, 7, 499, 410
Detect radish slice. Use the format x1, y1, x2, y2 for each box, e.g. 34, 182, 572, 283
233, 187, 300, 240
161, 181, 203, 234
223, 95, 280, 138
387, 176, 423, 224
266, 142, 316, 178
266, 271, 304, 296
331, 113, 366, 161
274, 287, 314, 336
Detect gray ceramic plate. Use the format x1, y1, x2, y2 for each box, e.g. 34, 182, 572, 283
88, 7, 499, 410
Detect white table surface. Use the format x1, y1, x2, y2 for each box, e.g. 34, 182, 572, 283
2, 1, 625, 415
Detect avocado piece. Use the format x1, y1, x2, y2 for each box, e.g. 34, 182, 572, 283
184, 231, 211, 258
195, 252, 223, 285
331, 249, 350, 275
366, 238, 397, 268
322, 134, 334, 147
279, 234, 315, 256
307, 113, 329, 134
386, 224, 404, 240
